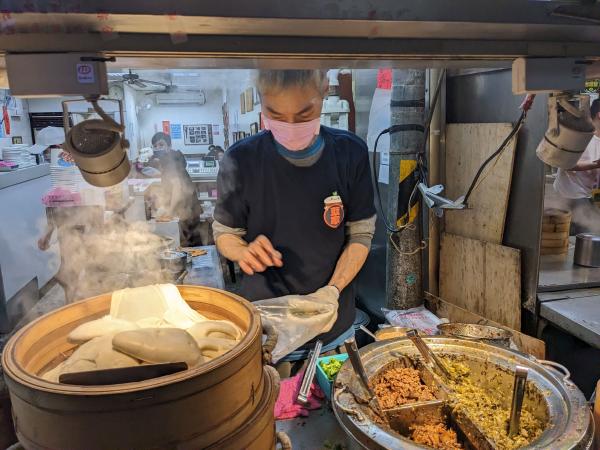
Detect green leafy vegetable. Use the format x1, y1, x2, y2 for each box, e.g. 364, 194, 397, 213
320, 358, 343, 381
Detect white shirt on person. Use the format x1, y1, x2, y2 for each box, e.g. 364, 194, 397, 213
554, 135, 600, 199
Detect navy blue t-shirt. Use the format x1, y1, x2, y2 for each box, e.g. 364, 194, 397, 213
214, 126, 376, 345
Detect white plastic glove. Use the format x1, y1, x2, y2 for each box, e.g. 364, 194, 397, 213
254, 286, 340, 363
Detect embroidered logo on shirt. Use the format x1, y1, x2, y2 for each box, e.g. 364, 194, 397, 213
323, 192, 344, 229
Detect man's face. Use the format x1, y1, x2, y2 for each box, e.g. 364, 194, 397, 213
153, 139, 170, 152
261, 84, 325, 124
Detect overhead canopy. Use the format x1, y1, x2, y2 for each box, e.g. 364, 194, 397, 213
1, 1, 600, 67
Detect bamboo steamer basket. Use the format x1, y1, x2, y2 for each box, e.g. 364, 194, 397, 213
541, 209, 571, 256
2, 285, 275, 450
207, 365, 280, 450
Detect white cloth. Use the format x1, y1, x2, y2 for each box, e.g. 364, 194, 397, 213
112, 328, 203, 367
554, 135, 600, 199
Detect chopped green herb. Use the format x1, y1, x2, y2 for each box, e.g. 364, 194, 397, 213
319, 358, 343, 380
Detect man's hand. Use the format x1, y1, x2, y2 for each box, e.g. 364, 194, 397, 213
238, 235, 283, 275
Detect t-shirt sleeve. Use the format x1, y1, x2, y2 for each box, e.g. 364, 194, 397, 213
347, 142, 376, 222
214, 152, 248, 229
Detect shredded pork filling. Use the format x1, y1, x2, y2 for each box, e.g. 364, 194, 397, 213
372, 366, 436, 409
410, 423, 463, 450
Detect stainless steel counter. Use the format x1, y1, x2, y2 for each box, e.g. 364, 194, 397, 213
0, 164, 49, 190
182, 246, 224, 290
539, 288, 600, 350
538, 237, 600, 292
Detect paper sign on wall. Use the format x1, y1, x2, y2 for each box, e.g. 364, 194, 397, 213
381, 150, 390, 165
213, 125, 220, 136
162, 121, 170, 134
378, 164, 389, 184
170, 123, 182, 139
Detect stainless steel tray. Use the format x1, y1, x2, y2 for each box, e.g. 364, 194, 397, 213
332, 337, 593, 450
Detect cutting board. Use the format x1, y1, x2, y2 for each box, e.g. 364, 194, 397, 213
444, 123, 517, 244
439, 232, 521, 330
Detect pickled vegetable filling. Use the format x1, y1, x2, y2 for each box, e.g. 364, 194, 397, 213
372, 367, 436, 409
445, 361, 544, 450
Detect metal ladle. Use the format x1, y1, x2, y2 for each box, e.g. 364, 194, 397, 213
344, 337, 387, 419
508, 366, 529, 437
406, 329, 453, 382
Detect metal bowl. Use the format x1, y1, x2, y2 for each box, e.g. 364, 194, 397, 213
437, 323, 513, 347
374, 326, 410, 341
159, 250, 187, 274
333, 337, 593, 450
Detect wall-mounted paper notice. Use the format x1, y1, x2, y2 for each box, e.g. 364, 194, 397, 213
378, 164, 389, 184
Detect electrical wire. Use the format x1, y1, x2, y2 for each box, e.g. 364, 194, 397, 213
372, 69, 446, 233
461, 108, 527, 205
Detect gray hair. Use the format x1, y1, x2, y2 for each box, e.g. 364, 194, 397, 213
256, 70, 328, 95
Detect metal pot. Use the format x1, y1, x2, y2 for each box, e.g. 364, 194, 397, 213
159, 250, 187, 274
333, 337, 593, 449
574, 233, 600, 267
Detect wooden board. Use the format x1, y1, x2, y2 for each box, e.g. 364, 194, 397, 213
439, 232, 521, 330
444, 123, 517, 244
425, 292, 545, 359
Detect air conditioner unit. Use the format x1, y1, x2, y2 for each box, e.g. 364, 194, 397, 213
155, 91, 206, 105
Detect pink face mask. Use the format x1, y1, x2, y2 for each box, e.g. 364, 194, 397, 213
263, 117, 321, 151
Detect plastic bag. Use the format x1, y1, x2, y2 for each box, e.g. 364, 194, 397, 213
382, 306, 442, 335
254, 287, 338, 363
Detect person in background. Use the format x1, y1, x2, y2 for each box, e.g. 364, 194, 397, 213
144, 132, 204, 247
29, 126, 65, 164
554, 98, 600, 199
214, 70, 376, 375
553, 98, 600, 234
207, 145, 225, 162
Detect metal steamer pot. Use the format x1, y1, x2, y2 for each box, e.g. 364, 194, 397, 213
333, 337, 593, 450
574, 233, 600, 268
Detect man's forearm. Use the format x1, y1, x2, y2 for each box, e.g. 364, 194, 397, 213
216, 233, 248, 262
328, 243, 369, 292
570, 160, 600, 171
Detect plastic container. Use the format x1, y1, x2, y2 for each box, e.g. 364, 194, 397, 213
316, 353, 348, 399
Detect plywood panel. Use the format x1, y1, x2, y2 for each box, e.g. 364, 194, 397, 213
445, 123, 517, 244
484, 242, 521, 331
425, 292, 544, 359
440, 233, 521, 330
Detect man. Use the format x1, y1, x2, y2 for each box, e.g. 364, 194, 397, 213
554, 98, 600, 199
213, 70, 376, 364
144, 132, 204, 246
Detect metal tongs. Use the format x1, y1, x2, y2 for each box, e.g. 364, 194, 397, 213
344, 337, 387, 420
406, 329, 453, 382
296, 340, 322, 404
508, 365, 529, 437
